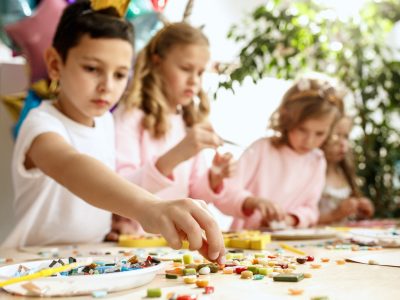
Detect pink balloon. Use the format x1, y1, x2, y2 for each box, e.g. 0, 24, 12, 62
5, 0, 67, 82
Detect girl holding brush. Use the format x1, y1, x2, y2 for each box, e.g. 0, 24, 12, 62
108, 22, 236, 239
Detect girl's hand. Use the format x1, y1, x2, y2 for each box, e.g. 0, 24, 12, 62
209, 152, 237, 192
156, 123, 222, 176
175, 123, 222, 161
336, 197, 358, 219
284, 214, 299, 227
137, 198, 225, 264
357, 197, 375, 218
243, 197, 285, 226
105, 215, 137, 241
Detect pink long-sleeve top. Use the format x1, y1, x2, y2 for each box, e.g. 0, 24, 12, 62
113, 105, 225, 225
218, 138, 326, 230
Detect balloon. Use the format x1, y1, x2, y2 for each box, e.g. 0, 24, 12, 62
4, 0, 67, 82
130, 12, 163, 52
125, 0, 153, 20
12, 78, 57, 138
0, 0, 36, 48
1, 93, 25, 122
150, 0, 168, 12
13, 89, 42, 138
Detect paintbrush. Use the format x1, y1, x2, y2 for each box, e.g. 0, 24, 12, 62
219, 137, 243, 149
0, 258, 93, 288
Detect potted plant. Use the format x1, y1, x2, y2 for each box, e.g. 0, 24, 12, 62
218, 0, 400, 217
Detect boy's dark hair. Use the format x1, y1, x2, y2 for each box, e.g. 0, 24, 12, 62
53, 0, 134, 62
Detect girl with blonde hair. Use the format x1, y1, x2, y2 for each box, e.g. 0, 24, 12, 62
217, 76, 345, 229
109, 22, 235, 239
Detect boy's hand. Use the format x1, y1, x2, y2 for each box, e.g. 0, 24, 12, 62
209, 152, 237, 192
138, 198, 225, 264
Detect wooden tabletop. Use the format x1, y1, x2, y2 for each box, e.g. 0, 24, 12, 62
0, 239, 399, 300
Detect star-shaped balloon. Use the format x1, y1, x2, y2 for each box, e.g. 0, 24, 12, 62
5, 0, 67, 82
0, 0, 36, 49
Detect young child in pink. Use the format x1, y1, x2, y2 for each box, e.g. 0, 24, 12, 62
218, 77, 345, 230
109, 22, 235, 239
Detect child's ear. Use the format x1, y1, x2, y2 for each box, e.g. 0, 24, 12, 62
45, 47, 62, 81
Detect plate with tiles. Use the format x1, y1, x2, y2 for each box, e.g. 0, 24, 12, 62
0, 256, 166, 297
349, 228, 400, 248
270, 228, 337, 240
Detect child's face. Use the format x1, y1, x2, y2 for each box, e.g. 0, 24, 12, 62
287, 111, 337, 154
56, 35, 133, 126
156, 43, 210, 111
323, 117, 352, 163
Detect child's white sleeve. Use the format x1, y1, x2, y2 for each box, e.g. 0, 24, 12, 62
13, 110, 69, 179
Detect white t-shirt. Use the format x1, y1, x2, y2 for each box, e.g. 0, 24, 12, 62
319, 185, 352, 216
2, 101, 114, 248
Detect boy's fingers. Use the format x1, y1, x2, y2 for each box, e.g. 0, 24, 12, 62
159, 219, 182, 249
198, 238, 226, 263
197, 238, 209, 260
191, 207, 224, 261
191, 200, 225, 260
174, 215, 203, 250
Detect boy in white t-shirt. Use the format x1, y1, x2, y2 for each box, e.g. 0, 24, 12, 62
2, 0, 225, 264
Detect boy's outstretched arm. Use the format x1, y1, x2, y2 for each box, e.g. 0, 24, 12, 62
26, 132, 225, 263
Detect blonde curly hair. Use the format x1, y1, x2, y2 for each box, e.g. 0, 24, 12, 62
122, 22, 210, 138
269, 76, 345, 147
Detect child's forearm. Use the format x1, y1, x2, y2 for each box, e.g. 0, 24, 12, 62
155, 149, 186, 177
30, 135, 158, 221
60, 154, 157, 218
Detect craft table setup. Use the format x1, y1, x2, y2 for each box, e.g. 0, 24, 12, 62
0, 226, 399, 300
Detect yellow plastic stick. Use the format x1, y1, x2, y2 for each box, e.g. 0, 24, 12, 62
279, 243, 306, 256
0, 260, 91, 288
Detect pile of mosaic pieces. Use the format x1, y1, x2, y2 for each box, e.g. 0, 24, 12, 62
8, 255, 160, 296
143, 250, 350, 299
13, 255, 160, 277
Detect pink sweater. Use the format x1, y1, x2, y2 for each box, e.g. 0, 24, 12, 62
219, 138, 326, 230
113, 105, 228, 232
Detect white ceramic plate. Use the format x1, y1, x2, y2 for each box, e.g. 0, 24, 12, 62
0, 257, 166, 297
270, 228, 337, 240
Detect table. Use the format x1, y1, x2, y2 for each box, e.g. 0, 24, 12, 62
0, 239, 399, 300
